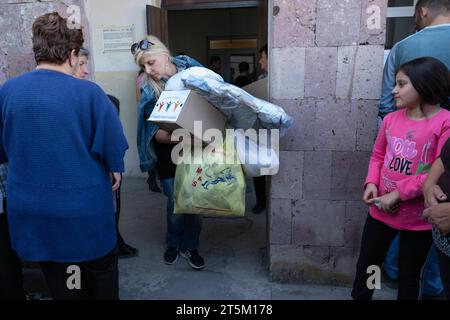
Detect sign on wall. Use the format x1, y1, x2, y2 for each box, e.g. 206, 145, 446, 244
102, 25, 135, 52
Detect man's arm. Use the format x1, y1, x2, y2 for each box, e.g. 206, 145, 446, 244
378, 47, 398, 128
423, 158, 447, 207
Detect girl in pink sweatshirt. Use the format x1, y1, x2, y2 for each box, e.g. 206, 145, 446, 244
352, 57, 450, 300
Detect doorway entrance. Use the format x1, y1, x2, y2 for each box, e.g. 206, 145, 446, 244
146, 0, 268, 83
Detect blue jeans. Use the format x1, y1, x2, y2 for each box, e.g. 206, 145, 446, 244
160, 178, 202, 252
384, 233, 443, 297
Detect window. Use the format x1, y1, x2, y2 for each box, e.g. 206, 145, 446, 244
385, 0, 418, 49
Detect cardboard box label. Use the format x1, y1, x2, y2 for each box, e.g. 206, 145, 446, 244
149, 90, 190, 122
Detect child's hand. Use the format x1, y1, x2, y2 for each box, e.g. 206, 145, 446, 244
363, 183, 378, 205
370, 190, 401, 214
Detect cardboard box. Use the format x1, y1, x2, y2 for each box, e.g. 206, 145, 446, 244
242, 77, 268, 100
148, 90, 227, 141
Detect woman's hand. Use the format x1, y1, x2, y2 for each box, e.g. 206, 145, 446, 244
423, 203, 450, 235
424, 184, 447, 208
155, 129, 178, 144
370, 190, 401, 214
111, 172, 121, 191
363, 183, 378, 205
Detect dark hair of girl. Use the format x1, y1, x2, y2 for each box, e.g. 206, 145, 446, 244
397, 57, 450, 110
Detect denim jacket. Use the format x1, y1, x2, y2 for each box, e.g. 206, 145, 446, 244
136, 55, 203, 172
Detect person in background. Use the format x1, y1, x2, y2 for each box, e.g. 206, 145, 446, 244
252, 44, 269, 214
73, 48, 138, 260
258, 44, 268, 80
73, 47, 90, 80
106, 95, 139, 259
234, 61, 252, 88
209, 56, 222, 76
423, 137, 450, 299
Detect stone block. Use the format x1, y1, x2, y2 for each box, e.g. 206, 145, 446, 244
273, 0, 317, 48
314, 99, 357, 151
0, 4, 22, 48
269, 198, 293, 245
355, 99, 379, 151
6, 48, 35, 78
344, 201, 368, 247
329, 246, 359, 285
19, 2, 61, 48
352, 45, 384, 99
293, 200, 346, 246
304, 47, 337, 99
0, 49, 7, 83
336, 46, 357, 99
269, 244, 305, 282
270, 151, 303, 200
271, 47, 305, 100
316, 0, 361, 46
274, 99, 315, 151
303, 151, 332, 200
331, 151, 371, 200
269, 244, 331, 283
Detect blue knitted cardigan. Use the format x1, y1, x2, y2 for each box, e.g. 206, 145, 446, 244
0, 69, 128, 262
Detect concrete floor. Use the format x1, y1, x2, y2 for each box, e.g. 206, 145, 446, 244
23, 177, 396, 300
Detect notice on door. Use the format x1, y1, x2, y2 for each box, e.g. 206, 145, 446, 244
102, 25, 135, 52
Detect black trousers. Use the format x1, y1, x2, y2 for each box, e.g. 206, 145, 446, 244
437, 248, 450, 299
0, 202, 25, 300
352, 214, 432, 300
253, 176, 266, 207
40, 247, 119, 300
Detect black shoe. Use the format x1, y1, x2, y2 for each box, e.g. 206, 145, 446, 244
252, 203, 266, 214
421, 291, 447, 300
180, 250, 205, 270
164, 247, 179, 265
118, 243, 139, 259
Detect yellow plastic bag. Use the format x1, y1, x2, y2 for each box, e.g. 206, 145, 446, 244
173, 137, 246, 217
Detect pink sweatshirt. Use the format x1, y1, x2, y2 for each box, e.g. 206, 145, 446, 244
365, 108, 450, 231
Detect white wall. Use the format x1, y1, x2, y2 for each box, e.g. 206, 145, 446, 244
85, 0, 161, 177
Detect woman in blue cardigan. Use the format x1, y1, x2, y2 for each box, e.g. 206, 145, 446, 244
0, 12, 128, 300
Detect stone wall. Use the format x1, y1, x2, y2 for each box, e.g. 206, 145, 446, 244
0, 0, 88, 84
269, 0, 388, 285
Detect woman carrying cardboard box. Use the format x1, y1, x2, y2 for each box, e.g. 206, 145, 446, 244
132, 35, 205, 270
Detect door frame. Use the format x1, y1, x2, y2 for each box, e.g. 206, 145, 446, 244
162, 0, 260, 11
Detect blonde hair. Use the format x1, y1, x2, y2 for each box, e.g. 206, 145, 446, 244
133, 35, 172, 98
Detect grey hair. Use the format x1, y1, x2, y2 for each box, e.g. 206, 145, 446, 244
78, 47, 89, 58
